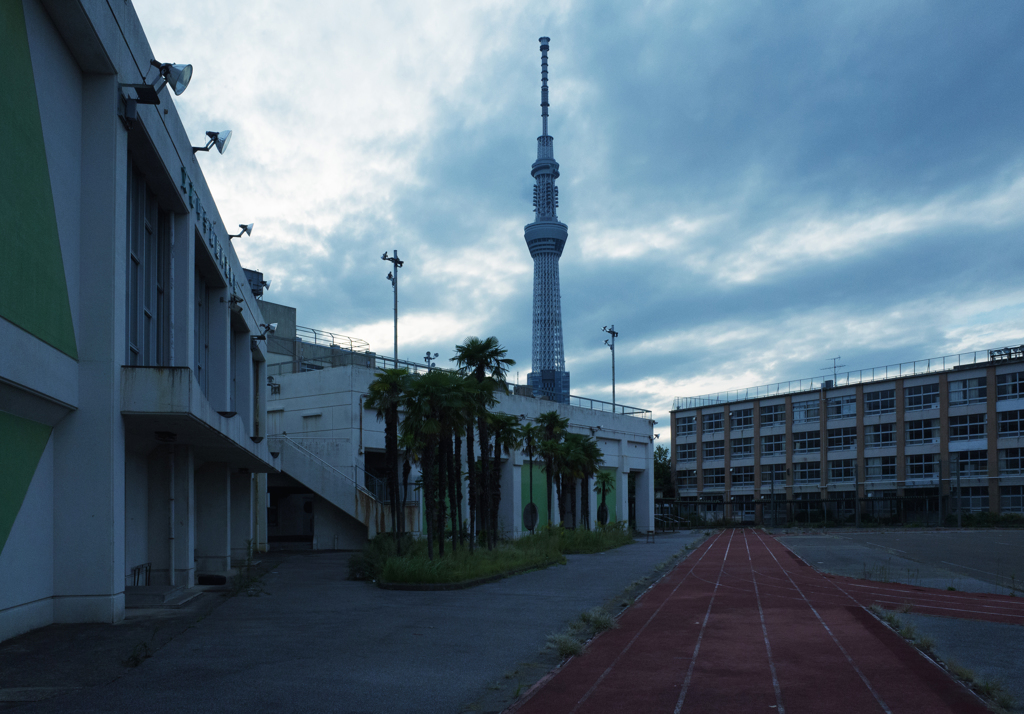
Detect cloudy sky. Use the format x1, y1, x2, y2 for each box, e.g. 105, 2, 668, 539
138, 1, 1024, 432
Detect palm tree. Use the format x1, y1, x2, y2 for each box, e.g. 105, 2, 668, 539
574, 434, 604, 530
364, 368, 409, 550
453, 336, 515, 549
593, 470, 615, 526
487, 412, 522, 547
520, 422, 541, 531
535, 411, 569, 527
459, 377, 497, 551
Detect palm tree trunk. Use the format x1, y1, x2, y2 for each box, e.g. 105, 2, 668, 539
447, 428, 459, 552
386, 411, 400, 553
491, 432, 501, 548
466, 417, 476, 553
422, 443, 436, 560
454, 432, 464, 545
435, 432, 447, 557
570, 479, 577, 529
478, 415, 491, 549
402, 454, 411, 533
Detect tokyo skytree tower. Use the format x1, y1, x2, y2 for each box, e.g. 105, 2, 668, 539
525, 36, 570, 403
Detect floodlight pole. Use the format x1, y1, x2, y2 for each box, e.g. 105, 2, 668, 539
603, 325, 618, 411
383, 250, 404, 364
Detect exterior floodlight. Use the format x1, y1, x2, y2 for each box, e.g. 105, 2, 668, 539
152, 60, 193, 96
228, 223, 254, 239
193, 130, 232, 155
118, 58, 193, 130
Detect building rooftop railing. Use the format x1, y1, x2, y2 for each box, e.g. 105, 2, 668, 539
295, 325, 369, 352
673, 343, 1024, 411
268, 349, 652, 418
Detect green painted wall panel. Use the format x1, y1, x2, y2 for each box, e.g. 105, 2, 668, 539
0, 0, 78, 359
0, 411, 52, 555
520, 461, 549, 530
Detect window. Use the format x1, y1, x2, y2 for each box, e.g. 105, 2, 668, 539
761, 463, 788, 483
677, 469, 698, 489
127, 161, 171, 367
864, 389, 895, 415
949, 414, 986, 441
703, 440, 725, 460
761, 434, 787, 456
793, 461, 821, 483
904, 383, 939, 411
792, 400, 819, 423
703, 468, 725, 488
760, 404, 786, 426
731, 437, 753, 458
793, 430, 820, 454
1001, 485, 1024, 513
906, 454, 939, 478
865, 456, 896, 480
829, 459, 855, 483
865, 423, 895, 448
731, 465, 755, 485
676, 415, 696, 435
952, 450, 988, 478
703, 412, 724, 434
905, 419, 939, 445
999, 448, 1024, 476
996, 372, 1024, 401
956, 486, 989, 513
827, 427, 857, 451
730, 408, 753, 429
948, 377, 987, 406
194, 271, 210, 397
827, 395, 857, 420
676, 442, 696, 462
998, 410, 1024, 437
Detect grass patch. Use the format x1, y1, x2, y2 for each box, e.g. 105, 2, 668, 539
350, 522, 637, 585
547, 634, 584, 659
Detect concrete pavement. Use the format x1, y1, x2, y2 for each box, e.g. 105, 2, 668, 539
1, 531, 704, 713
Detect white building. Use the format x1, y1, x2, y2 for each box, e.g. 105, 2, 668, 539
259, 301, 656, 549
1, 0, 276, 642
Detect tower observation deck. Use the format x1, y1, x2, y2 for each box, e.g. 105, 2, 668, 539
525, 36, 570, 403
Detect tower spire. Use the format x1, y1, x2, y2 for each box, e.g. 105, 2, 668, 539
525, 36, 569, 403
540, 36, 549, 137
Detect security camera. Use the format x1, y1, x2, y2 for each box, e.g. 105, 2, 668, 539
268, 323, 277, 335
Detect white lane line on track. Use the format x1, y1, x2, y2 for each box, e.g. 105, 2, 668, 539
674, 529, 735, 714
566, 531, 725, 714
744, 530, 785, 714
753, 531, 893, 714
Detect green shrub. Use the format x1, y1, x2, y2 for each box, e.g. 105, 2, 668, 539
552, 521, 634, 554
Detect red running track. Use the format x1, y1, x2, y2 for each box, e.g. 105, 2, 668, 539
511, 529, 999, 714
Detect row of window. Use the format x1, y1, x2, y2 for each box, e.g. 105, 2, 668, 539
677, 450, 1024, 487
678, 411, 1024, 460
670, 486, 1024, 515
677, 375, 1024, 435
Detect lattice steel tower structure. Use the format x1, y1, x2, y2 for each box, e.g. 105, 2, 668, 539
525, 37, 570, 403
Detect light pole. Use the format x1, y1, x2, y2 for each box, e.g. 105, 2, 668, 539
382, 250, 404, 363
424, 351, 438, 372
602, 325, 618, 411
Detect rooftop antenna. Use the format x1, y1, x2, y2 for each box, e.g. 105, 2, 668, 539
821, 356, 845, 385
540, 36, 550, 137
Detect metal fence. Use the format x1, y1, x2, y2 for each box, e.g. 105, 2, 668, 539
654, 494, 1001, 531
674, 344, 1024, 410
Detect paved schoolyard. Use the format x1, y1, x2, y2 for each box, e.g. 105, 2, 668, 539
513, 530, 1010, 714
778, 530, 1024, 593
0, 532, 703, 714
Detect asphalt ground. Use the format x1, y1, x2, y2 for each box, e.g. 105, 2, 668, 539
0, 531, 704, 714
513, 529, 990, 714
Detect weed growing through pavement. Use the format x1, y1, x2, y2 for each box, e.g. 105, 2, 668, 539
547, 633, 584, 659
123, 642, 151, 668
231, 540, 266, 597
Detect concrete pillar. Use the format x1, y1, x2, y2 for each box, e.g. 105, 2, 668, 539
634, 437, 655, 533
195, 464, 231, 573
255, 472, 268, 553
171, 446, 195, 587
52, 74, 127, 625
230, 471, 254, 565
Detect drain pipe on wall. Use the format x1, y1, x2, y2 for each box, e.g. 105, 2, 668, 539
168, 447, 176, 587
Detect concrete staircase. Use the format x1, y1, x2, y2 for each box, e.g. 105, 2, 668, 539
268, 436, 389, 537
